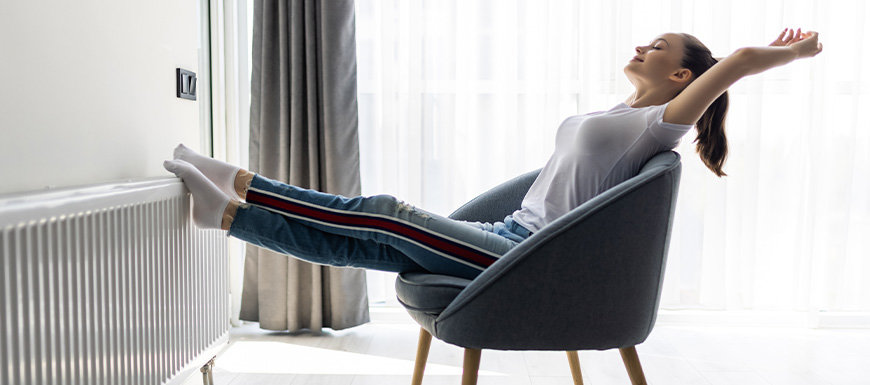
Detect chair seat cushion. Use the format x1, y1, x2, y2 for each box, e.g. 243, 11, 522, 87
395, 272, 472, 315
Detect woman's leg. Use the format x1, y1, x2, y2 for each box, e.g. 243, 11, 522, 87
227, 173, 522, 280
164, 159, 428, 273
168, 144, 524, 280
229, 202, 427, 273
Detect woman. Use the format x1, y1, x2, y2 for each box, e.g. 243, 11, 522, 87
164, 28, 822, 281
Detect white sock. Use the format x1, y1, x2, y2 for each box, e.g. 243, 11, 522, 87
173, 143, 241, 199
163, 159, 232, 230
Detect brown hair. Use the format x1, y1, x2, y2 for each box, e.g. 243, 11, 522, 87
675, 33, 729, 177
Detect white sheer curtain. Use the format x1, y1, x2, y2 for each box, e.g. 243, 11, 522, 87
355, 0, 869, 325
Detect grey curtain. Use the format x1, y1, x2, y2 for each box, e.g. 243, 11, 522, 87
240, 0, 369, 332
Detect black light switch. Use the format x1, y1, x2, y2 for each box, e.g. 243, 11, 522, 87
176, 68, 197, 100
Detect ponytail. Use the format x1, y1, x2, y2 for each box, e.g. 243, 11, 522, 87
678, 34, 730, 177
693, 90, 729, 177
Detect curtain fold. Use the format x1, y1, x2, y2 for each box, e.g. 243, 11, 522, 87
242, 0, 369, 332
355, 0, 870, 319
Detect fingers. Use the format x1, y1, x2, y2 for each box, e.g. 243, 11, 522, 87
777, 28, 821, 54
777, 28, 799, 44
780, 28, 821, 43
788, 28, 801, 43
772, 28, 790, 46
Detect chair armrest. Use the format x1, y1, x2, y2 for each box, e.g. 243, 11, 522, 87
448, 168, 541, 224
433, 153, 681, 351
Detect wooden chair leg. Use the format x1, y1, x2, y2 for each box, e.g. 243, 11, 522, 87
619, 346, 648, 385
565, 351, 584, 385
461, 348, 481, 385
412, 328, 433, 385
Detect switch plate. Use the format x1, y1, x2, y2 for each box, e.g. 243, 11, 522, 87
176, 68, 196, 100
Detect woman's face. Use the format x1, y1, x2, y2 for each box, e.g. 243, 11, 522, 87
624, 33, 689, 85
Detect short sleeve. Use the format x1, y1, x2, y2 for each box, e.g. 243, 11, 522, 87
646, 102, 694, 147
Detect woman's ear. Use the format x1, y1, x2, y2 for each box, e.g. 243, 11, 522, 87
670, 68, 693, 84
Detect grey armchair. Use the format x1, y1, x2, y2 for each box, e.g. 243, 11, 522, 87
395, 151, 683, 385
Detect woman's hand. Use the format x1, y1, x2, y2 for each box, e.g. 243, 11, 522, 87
770, 28, 800, 47
770, 28, 823, 59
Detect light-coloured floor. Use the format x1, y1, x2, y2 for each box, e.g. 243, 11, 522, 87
190, 307, 870, 385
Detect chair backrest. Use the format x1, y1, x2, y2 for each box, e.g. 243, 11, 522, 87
433, 151, 682, 351
448, 168, 541, 223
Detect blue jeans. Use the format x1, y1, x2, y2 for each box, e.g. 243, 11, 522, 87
227, 174, 534, 280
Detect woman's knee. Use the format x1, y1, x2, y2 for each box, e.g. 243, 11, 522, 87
367, 194, 405, 211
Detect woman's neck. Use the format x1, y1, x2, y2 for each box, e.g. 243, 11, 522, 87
625, 89, 675, 108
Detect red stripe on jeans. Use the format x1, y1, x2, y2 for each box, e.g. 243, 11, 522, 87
247, 191, 497, 268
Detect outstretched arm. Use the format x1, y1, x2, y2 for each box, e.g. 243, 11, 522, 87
662, 28, 822, 125
712, 27, 822, 61
741, 28, 823, 75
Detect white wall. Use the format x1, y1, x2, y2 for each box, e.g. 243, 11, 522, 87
0, 1, 207, 195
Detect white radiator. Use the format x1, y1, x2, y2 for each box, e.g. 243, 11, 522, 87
0, 178, 229, 385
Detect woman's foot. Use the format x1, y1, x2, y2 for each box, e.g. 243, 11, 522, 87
163, 159, 235, 230
173, 143, 242, 199
233, 169, 254, 200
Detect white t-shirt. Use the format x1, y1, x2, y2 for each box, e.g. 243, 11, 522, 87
512, 101, 694, 233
